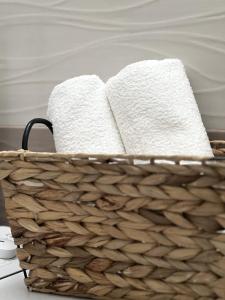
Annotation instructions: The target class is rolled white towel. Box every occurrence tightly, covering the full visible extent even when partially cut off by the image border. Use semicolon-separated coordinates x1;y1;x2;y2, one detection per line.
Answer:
106;59;213;157
47;75;125;153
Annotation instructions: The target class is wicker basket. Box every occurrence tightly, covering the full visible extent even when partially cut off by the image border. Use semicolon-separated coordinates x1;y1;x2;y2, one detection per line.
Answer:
1;120;225;299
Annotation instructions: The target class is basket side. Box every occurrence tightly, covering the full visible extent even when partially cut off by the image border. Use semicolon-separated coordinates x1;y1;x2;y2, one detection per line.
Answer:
1;150;225;299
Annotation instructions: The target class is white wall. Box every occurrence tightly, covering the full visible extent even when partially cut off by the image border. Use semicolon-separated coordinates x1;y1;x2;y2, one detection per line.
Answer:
0;0;225;129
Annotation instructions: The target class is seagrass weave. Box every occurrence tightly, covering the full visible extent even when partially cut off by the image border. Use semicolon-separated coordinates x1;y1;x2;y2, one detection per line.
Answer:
2;148;225;299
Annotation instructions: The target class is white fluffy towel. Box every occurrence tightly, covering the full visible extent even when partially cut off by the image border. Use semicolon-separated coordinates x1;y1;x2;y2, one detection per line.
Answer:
47;75;124;153
106;59;213;157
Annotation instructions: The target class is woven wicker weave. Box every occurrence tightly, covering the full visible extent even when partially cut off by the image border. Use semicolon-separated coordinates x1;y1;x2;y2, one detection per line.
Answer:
1;147;225;299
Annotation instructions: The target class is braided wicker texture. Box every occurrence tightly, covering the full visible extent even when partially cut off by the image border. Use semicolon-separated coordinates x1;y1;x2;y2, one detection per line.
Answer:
1;149;225;299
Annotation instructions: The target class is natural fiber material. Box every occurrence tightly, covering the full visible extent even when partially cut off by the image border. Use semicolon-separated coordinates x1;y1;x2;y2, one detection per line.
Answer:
1;147;225;299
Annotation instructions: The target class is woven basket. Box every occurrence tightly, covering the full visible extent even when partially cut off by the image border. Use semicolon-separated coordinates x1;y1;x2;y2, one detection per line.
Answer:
2;138;225;299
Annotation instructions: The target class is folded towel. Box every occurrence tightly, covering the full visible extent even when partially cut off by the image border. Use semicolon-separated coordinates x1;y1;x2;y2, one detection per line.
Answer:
47;75;125;153
106;59;213;157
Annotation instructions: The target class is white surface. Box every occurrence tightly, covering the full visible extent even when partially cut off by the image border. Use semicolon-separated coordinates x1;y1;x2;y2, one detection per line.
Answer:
0;258;20;279
0;272;87;300
48;75;124;153
106;59;213;156
0;0;225;130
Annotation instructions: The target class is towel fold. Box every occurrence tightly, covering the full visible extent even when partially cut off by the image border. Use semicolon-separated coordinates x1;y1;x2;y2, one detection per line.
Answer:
106;59;213;157
47;75;124;153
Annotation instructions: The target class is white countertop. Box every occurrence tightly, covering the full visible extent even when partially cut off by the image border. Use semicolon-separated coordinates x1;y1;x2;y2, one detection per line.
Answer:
0;258;20;279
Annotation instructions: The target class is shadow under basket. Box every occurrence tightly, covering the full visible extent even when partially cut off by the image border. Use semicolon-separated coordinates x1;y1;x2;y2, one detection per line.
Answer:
2;119;225;299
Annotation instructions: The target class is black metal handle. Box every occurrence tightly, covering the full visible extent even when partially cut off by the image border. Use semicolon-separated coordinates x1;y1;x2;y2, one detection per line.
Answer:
22;118;53;150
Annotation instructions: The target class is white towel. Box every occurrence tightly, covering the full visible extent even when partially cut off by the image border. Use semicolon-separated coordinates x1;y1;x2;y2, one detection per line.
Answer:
47;75;124;153
106;59;213;157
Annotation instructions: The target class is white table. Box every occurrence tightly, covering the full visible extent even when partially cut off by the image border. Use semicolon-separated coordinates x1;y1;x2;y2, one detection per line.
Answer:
0;257;20;279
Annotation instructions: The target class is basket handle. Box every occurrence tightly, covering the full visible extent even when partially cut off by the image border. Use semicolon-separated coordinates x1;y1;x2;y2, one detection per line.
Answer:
22;118;53;150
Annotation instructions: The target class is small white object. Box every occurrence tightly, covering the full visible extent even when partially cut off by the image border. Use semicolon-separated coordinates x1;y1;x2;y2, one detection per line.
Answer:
0;226;14;241
0;226;16;260
47;75;125;154
106;59;213;157
0;239;16;259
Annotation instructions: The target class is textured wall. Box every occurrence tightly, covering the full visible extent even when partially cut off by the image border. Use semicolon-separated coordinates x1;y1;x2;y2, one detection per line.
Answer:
0;0;225;129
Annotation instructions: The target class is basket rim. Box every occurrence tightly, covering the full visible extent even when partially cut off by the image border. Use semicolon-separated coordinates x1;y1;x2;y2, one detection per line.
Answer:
0;149;218;162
